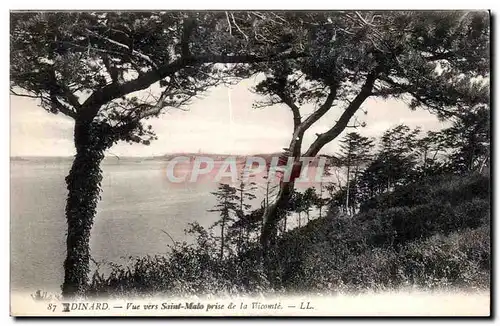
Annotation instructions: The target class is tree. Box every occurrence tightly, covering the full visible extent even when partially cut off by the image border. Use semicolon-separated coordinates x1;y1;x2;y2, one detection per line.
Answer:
10;11;490;291
355;124;422;206
10;11;306;297
413;130;449;179
378;124;421;189
442;106;490;174
252;11;489;259
301;187;318;223
208;183;239;260
313;154;340;219
290;190;304;228
230;172;257;256
338;132;374;215
260;166;280;212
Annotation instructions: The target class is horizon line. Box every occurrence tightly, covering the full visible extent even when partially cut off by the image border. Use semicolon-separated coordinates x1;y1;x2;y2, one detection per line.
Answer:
10;151;339;159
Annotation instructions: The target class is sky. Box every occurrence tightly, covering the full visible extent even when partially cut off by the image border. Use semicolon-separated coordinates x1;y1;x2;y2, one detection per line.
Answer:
10;77;450;157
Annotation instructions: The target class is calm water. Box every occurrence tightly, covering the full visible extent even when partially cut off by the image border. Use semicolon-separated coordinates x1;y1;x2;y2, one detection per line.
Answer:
10;158;221;293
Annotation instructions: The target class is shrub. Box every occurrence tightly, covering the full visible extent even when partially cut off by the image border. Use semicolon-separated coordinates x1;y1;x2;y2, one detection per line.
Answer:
398;225;490;289
85;173;490;297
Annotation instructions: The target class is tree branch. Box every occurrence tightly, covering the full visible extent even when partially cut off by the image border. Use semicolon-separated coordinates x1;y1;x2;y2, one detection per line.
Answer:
133;90;173;121
380;76;460;118
49;70;82;111
300;81;340;132
181;17;196;59
424;52;454;62
80;51;308;122
58;85;82;111
47;93;78;119
10;89;40;99
102;55;119;84
11;86;78;119
85;28;159;70
231;13;249;41
304;69;379;157
276;92;302;130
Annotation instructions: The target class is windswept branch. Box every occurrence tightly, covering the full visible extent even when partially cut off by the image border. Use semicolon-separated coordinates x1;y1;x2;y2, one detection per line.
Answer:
59;87;81;111
304;70;379;157
300;82;340;132
80;51;308;122
46;93;78;119
10;89;40;99
85;28;159;70
132;90;173;121
380;76;460;118
424;52;454;62
231;13;249;41
276;92;302;130
102;55;119;84
10;87;78;119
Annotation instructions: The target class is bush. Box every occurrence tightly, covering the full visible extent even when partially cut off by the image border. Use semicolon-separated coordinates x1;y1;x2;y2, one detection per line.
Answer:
398;225;490;289
87;231;271;298
284;225;490;294
85;173;490;297
273;173;490;293
359;173;489;212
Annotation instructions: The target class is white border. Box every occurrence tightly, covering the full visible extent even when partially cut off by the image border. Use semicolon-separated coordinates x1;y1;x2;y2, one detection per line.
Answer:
2;2;497;325
3;0;497;10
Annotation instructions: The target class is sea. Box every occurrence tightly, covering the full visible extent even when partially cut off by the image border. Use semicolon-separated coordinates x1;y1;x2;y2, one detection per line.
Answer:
10;157;223;293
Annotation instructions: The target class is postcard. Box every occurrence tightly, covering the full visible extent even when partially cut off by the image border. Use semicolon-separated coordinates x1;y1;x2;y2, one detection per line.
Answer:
10;10;491;317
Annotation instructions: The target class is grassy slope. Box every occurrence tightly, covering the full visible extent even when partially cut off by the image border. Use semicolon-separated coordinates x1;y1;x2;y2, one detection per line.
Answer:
85;173;490;297
275;173;490;293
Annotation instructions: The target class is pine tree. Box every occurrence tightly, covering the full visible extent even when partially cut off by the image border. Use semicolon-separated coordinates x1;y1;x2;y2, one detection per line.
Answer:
338;132;374;215
442;106;490;174
231;171;258;255
254;11;489;257
208;183;238;260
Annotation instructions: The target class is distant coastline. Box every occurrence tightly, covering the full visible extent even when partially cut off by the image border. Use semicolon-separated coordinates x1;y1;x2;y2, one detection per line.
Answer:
11;152;342;166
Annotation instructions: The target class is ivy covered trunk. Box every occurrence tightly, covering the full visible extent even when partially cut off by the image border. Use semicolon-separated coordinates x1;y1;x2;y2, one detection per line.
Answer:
62;120;112;297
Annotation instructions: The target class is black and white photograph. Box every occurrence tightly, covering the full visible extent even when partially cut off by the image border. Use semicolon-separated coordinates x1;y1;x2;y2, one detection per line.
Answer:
9;9;491;316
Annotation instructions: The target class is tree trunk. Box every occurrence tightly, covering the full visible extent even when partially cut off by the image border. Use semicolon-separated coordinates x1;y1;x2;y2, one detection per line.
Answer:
352;166;359;216
261;129;303;245
62;120;111;297
345;163;351;215
239;189;244;256
260;180;294;264
220;212;226;261
319;180;323;219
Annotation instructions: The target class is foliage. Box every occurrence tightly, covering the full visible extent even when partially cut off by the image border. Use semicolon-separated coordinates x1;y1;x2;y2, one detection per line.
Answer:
254;11;490;252
86;172;490;297
31;290;60;302
441;106;490;173
274;173;490;293
337;132;374;214
297;225;490;293
87;222;271;298
360;172;490;211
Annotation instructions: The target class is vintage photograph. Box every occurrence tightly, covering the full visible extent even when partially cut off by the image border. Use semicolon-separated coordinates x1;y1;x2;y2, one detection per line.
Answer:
10;10;491;316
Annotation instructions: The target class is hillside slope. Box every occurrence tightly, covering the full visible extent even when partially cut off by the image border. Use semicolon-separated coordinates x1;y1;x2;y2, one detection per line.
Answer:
274;173;490;293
